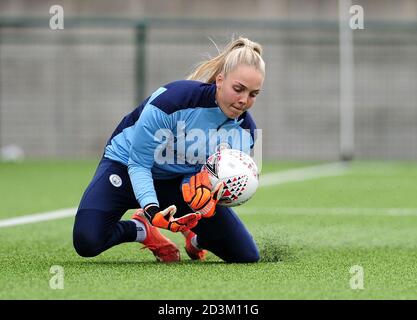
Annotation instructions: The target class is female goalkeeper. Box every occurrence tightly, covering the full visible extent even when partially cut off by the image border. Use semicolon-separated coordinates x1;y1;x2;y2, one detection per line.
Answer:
73;36;265;263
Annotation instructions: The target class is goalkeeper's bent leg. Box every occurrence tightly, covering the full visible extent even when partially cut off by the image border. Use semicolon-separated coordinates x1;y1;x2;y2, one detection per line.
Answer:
73;209;137;257
72;158;140;257
154;177;259;263
192;206;260;263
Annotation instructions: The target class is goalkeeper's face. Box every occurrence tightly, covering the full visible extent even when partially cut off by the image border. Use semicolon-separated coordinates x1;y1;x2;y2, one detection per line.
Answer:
215;64;264;119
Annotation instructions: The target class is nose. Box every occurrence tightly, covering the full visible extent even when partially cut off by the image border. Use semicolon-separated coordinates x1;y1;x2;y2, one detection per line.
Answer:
238;92;249;106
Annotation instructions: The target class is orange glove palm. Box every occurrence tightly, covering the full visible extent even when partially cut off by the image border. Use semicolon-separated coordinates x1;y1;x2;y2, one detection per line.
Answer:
145;205;201;232
182;171;224;218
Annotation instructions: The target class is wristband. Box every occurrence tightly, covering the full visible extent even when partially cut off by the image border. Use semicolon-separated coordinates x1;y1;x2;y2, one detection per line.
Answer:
144;204;160;222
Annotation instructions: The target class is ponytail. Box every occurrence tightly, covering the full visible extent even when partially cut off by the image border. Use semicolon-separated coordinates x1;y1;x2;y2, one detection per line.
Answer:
187;37;265;83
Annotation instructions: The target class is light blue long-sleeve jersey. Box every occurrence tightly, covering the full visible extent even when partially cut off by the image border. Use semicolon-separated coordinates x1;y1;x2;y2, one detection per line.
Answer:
104;80;257;209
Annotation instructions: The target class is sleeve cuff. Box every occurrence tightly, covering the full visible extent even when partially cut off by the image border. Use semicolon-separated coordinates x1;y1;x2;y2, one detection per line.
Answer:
139;196;159;210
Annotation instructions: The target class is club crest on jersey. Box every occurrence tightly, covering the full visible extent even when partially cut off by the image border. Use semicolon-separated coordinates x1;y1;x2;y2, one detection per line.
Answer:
109;174;122;187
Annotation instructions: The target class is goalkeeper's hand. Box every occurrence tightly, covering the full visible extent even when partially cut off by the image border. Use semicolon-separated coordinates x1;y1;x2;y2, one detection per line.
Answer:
144;204;201;232
182;170;224;218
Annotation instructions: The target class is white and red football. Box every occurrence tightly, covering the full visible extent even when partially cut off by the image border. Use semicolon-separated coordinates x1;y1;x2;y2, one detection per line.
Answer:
202;148;259;207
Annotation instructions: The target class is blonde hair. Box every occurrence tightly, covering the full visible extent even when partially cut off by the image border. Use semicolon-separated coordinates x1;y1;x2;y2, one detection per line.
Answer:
187;37;265;83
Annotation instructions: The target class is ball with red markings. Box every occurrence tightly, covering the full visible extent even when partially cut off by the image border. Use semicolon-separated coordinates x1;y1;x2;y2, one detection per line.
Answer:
202;148;259;207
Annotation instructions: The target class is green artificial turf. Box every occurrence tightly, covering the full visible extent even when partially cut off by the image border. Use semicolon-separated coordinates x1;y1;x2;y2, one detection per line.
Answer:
1;160;416;299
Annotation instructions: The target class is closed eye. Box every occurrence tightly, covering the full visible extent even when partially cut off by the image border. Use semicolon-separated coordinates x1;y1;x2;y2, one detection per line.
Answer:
234;83;260;97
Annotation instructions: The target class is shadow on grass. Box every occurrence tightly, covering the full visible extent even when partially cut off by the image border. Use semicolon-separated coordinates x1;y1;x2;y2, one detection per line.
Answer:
61;253;299;267
59;258;285;268
59;236;301;266
59;259;229;268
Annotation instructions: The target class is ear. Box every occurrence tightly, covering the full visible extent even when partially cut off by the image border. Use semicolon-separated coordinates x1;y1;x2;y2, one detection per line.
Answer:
215;73;224;89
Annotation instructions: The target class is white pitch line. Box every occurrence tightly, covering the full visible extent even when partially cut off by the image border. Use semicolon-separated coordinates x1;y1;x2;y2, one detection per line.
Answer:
259;162;349;187
0;208;76;228
236;207;417;216
0;162;349;228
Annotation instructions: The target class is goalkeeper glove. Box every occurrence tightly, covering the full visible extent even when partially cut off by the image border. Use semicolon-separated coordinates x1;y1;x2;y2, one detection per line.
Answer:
144;204;201;232
182;170;224;218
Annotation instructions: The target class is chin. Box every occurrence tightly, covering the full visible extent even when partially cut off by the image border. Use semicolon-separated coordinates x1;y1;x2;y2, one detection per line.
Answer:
227;111;240;119
228;107;244;118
